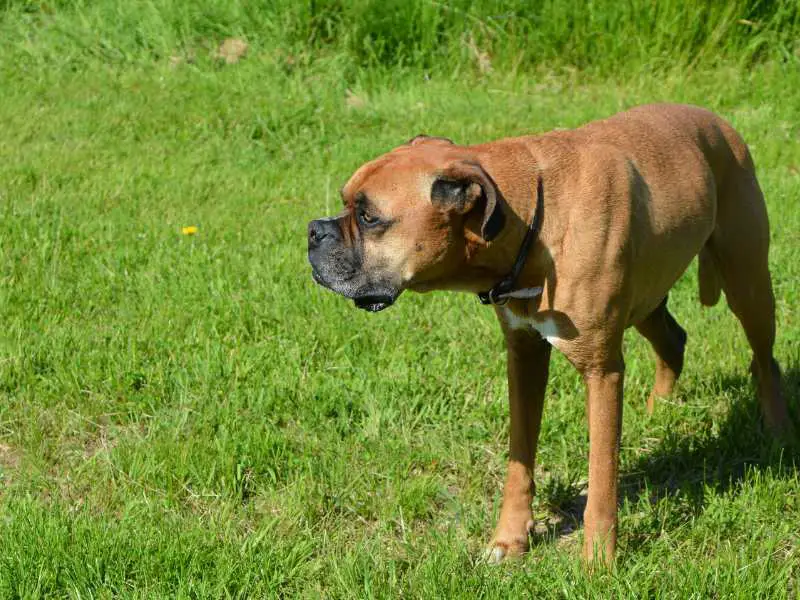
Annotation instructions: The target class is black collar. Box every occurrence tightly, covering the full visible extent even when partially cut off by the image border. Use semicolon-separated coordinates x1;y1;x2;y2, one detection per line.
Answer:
477;175;544;305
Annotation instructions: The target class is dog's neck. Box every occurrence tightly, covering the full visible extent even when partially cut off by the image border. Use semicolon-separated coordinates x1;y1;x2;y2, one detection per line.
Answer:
477;215;546;282
467;149;550;292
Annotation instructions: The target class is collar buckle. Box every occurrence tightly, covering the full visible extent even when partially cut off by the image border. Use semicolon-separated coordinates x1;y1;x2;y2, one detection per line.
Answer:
477;288;509;306
478;286;544;306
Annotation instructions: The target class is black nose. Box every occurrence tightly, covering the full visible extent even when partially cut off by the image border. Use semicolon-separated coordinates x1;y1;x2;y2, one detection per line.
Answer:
308;219;340;250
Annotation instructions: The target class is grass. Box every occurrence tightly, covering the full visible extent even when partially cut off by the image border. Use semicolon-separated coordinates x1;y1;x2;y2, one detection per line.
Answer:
1;2;800;598
2;0;799;74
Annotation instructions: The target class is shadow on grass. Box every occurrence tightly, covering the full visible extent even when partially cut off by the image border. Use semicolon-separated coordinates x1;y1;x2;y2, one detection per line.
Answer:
532;366;800;548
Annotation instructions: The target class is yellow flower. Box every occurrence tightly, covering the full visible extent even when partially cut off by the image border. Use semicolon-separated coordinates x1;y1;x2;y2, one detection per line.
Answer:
181;225;198;235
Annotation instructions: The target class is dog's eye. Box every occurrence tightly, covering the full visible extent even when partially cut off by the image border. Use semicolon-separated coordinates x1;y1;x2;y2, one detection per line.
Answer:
357;208;380;227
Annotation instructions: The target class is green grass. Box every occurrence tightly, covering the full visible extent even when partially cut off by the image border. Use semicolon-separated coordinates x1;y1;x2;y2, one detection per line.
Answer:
1;2;800;598
2;0;799;74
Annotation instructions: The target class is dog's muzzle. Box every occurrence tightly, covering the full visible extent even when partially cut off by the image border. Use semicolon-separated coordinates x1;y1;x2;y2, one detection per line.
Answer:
308;218;399;312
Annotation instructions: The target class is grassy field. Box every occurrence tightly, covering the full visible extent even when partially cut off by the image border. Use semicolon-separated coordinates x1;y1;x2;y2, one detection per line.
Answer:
1;2;800;597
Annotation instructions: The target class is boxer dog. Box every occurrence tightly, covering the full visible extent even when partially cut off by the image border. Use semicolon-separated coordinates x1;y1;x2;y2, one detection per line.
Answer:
307;104;792;564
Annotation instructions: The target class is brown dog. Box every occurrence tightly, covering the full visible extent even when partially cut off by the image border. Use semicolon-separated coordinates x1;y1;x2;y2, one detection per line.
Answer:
307;103;792;564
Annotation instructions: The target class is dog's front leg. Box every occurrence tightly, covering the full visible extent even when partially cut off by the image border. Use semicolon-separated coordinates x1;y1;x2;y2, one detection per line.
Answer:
582;366;623;566
487;321;551;562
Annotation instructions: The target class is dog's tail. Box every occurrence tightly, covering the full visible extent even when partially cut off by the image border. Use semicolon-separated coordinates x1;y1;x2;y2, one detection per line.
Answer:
698;244;722;307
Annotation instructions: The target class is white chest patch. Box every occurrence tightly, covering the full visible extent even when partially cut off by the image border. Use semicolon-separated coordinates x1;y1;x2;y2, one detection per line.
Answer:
501;307;565;348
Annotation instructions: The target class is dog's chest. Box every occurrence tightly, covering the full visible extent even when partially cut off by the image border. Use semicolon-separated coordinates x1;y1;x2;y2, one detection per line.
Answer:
501;307;565;348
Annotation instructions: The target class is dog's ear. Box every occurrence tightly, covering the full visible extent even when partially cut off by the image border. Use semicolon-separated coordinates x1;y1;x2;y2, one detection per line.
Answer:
406;134;454;146
431;161;505;242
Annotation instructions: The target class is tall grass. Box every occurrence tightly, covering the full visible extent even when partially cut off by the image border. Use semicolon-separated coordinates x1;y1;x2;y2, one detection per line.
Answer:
2;0;799;74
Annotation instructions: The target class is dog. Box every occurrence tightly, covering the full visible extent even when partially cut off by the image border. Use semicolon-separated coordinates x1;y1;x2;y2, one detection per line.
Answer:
307;103;792;564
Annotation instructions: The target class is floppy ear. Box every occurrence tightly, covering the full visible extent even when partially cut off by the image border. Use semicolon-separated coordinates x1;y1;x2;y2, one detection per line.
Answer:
430;161;505;242
406;134;454;146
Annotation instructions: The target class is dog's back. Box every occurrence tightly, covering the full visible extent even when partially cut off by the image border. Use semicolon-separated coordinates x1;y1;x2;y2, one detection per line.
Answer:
511;104;767;320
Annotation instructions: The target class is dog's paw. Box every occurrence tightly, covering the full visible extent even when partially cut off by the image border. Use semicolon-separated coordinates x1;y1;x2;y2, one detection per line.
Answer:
483;539;527;564
483;520;533;564
483;544;507;564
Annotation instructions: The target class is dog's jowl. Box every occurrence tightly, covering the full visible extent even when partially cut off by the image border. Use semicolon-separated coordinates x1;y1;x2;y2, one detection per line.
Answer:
307;104;792;565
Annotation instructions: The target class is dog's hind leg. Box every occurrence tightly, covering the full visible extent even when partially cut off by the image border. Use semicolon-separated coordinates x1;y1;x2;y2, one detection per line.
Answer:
708;162;792;437
635;296;688;414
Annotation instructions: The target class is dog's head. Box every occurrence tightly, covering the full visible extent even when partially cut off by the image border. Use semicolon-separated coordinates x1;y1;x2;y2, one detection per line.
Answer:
307;136;507;311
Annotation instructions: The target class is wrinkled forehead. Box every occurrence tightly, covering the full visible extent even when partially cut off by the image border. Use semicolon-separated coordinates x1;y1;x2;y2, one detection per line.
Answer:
341;145;462;209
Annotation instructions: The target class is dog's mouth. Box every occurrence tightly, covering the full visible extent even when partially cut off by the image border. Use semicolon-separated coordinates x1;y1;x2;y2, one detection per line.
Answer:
311;267;398;313
353;294;395;313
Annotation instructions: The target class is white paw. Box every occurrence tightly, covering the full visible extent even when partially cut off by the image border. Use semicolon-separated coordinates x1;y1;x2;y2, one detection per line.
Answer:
482;545;506;564
489;545;506;563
